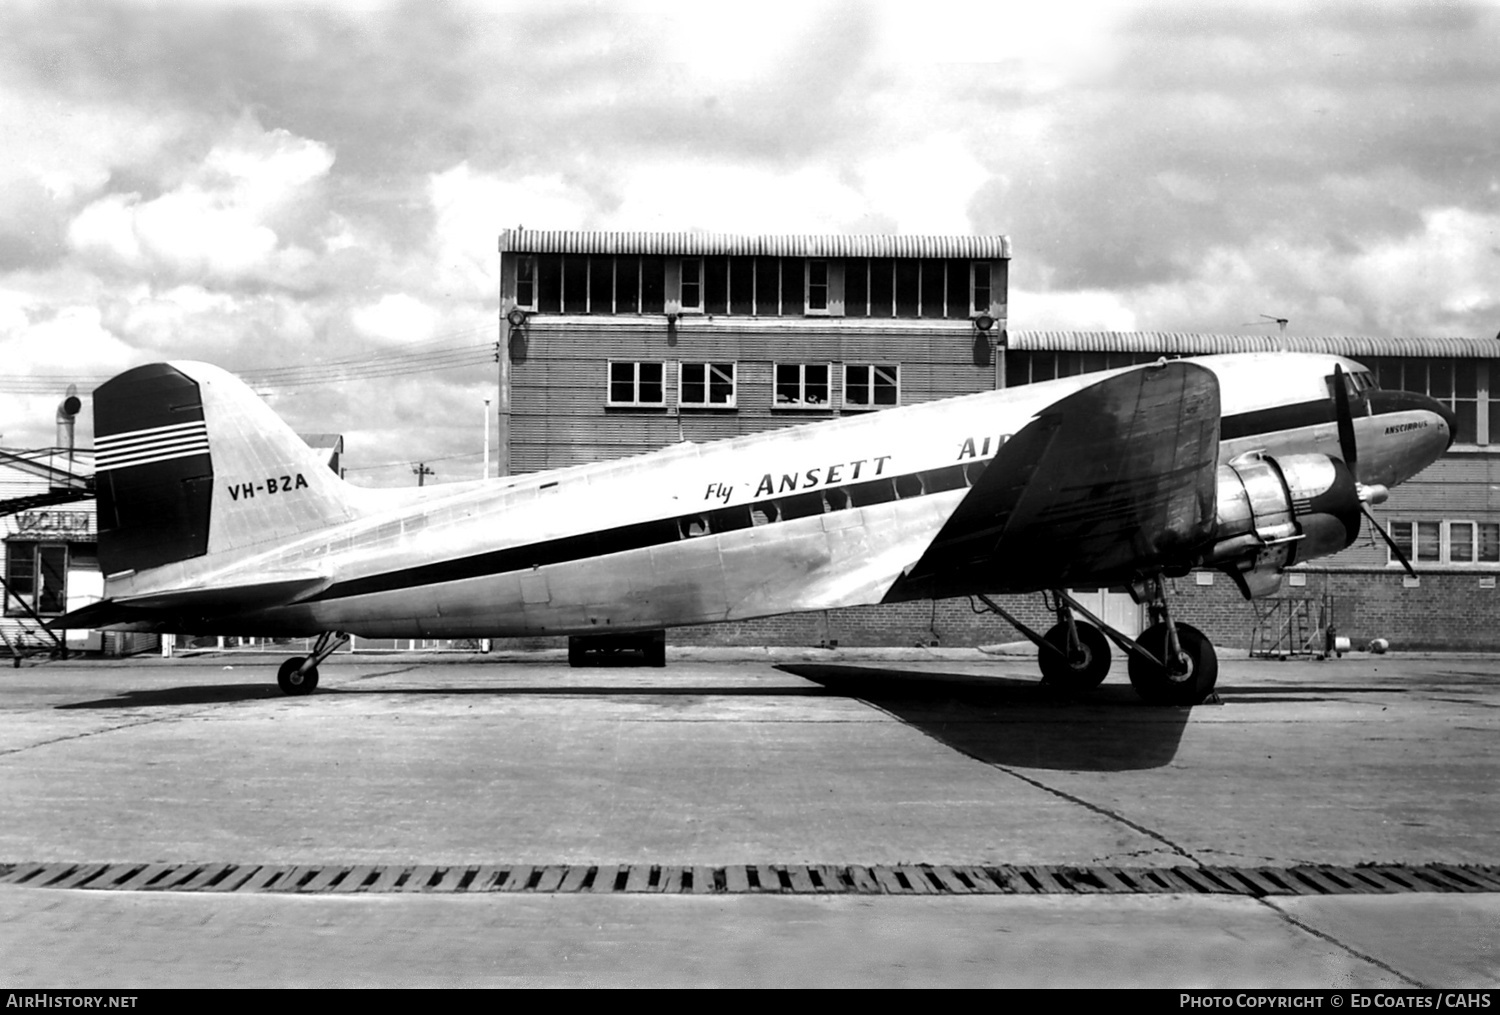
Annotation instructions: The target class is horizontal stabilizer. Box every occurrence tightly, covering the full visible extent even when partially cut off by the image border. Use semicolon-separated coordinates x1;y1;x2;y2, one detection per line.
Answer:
47;574;330;631
890;360;1221;598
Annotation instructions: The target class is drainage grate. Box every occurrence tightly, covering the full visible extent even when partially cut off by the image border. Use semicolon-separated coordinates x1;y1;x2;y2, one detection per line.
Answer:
3;861;1498;896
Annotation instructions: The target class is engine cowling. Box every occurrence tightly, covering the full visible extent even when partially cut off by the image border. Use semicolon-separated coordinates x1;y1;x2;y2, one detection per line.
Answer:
1199;452;1364;598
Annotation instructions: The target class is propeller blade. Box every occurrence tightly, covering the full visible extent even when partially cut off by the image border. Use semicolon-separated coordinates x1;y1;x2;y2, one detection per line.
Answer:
1333;363;1358;472
1363;505;1416;578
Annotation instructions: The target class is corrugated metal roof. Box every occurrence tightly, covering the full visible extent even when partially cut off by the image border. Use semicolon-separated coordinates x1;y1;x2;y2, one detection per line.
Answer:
1009;331;1500;358
500;230;1011;259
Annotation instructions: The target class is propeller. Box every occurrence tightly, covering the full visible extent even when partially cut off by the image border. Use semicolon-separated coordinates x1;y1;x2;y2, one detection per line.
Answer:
1333;363;1416;577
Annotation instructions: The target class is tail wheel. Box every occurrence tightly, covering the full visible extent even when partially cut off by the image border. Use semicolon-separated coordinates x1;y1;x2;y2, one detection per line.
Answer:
1127;622;1217;705
1039;620;1111;691
277;656;320;696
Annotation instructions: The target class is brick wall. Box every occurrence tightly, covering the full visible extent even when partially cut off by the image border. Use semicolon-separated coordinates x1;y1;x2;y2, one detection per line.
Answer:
649;570;1499;654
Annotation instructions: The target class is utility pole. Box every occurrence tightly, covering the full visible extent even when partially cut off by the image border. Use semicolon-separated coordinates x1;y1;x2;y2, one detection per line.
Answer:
483;397;491;480
413;462;434;487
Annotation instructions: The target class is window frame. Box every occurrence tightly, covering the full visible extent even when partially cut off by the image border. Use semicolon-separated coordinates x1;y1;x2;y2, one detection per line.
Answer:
678;361;738;409
679;257;704;314
773;362;833;410
1388;518;1500;567
971;261;992;317
605;360;667;408
2;540;70;618
513;255;537;312
805;259;830;316
843;363;901;411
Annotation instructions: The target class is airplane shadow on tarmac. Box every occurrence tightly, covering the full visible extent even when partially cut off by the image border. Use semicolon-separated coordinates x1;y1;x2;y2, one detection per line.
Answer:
52;681;838;710
51;666;1410;772
776;664;1194;772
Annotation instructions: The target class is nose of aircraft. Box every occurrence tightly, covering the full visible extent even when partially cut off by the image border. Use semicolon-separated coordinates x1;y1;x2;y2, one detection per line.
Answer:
1362;388;1455;484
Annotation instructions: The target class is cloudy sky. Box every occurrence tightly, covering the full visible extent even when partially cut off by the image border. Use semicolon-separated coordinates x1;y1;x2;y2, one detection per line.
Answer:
2;0;1497;485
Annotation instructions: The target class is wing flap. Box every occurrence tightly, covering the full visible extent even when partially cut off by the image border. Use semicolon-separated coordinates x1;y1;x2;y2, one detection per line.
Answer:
891;360;1221;597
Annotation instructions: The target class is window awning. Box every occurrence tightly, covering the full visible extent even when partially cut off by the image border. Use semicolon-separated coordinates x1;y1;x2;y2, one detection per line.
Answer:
501;230;1012;260
1008;332;1500;358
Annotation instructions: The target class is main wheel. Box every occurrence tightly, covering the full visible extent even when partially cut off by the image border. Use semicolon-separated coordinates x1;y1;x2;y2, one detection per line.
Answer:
1038;620;1111;691
1127;622;1217;705
277;656;319;696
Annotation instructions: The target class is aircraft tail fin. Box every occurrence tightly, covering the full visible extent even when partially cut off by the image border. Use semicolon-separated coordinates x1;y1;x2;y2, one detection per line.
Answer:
93;362;361;576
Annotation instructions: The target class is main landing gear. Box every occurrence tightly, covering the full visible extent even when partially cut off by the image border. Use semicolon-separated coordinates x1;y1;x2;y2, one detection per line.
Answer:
977;577;1219;705
277;631;350;696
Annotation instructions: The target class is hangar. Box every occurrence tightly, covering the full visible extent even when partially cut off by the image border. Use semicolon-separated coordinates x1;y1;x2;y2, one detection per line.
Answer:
497;229;1500;653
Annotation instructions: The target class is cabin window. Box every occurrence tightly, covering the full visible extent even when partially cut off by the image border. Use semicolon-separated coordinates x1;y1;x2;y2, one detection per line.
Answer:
607;361;666;407
679;362;736;408
774;363;831;409
844;363;900;409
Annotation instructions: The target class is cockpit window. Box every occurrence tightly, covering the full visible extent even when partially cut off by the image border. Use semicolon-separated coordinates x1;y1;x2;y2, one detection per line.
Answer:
1326;369;1377;400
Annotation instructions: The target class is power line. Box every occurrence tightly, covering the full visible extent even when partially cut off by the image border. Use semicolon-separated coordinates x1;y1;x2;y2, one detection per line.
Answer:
0;330;499;394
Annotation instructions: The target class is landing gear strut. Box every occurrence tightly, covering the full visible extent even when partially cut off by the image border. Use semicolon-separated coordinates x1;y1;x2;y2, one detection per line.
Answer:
975;578;1220;705
1037;596;1111;692
277;631;349;696
1126;577;1218;705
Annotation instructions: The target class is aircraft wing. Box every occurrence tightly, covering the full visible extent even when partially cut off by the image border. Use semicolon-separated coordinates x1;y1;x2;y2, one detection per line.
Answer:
46;574;331;631
889;360;1221;598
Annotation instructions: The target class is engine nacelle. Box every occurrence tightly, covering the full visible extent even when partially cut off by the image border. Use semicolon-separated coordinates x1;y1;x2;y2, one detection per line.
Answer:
1199;452;1363;598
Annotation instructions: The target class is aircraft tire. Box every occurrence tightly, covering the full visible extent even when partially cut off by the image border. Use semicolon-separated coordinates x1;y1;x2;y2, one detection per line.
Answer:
1038;621;1110;690
277;656;320;696
1127;622;1217;705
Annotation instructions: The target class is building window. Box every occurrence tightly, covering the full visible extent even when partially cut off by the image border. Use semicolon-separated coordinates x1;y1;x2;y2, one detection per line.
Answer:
774;363;831;409
679;362;736;408
1388;520;1500;566
514;255;537;311
971;262;992;316
607;361;666;407
3;541;68;617
806;259;829;314
680;258;704;313
1368;357;1489;445
587;257;613;313
1003;350;1164;386
844;363;900;409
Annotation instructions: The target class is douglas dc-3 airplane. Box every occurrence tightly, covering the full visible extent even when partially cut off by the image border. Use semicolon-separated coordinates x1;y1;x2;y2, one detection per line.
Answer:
53;352;1452;705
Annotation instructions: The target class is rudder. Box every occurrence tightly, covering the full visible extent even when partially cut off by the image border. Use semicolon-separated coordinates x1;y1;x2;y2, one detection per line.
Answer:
94;361;359;576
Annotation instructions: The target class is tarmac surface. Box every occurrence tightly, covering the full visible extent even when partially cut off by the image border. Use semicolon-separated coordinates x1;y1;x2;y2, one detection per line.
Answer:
1;646;1497;987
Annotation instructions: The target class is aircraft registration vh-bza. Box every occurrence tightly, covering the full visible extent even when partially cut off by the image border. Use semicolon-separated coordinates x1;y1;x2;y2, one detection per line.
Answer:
53;352;1452;705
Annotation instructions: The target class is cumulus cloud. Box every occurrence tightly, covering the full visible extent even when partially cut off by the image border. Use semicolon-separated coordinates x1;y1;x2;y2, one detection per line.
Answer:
1;0;1498;474
67;118;335;289
350;293;442;346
